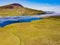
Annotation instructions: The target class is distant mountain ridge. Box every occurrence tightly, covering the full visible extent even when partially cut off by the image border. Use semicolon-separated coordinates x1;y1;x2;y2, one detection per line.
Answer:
0;3;44;16
10;3;23;7
44;11;55;14
0;3;23;9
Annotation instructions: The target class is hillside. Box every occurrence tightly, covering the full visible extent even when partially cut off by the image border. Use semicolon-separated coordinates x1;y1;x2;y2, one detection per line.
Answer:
0;16;60;45
0;3;44;16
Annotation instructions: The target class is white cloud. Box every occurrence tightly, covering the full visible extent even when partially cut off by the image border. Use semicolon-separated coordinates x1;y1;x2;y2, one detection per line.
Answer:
22;3;60;13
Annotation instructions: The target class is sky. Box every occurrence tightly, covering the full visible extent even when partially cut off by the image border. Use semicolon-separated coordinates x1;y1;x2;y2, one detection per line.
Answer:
0;0;60;13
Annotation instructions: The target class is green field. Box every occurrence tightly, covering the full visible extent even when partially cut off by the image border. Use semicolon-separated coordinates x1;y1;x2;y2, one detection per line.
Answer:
0;16;60;45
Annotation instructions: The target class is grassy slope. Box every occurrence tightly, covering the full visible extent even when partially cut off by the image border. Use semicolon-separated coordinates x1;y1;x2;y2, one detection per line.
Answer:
0;16;60;45
0;4;44;16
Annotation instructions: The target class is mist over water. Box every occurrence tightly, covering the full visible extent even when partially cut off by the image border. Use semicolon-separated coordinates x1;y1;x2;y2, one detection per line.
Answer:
0;13;60;27
30;12;60;18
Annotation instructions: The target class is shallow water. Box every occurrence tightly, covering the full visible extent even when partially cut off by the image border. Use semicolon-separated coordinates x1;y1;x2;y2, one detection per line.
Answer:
0;16;42;27
0;13;60;27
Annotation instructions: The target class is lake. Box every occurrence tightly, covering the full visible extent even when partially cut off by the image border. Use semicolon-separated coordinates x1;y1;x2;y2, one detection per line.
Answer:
0;13;60;27
0;16;42;27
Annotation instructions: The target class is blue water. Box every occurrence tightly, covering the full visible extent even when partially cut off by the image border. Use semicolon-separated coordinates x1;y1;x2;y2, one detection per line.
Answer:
0;16;42;27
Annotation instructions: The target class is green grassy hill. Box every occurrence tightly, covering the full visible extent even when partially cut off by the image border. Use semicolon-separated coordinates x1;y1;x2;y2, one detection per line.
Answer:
0;3;44;16
0;16;60;45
